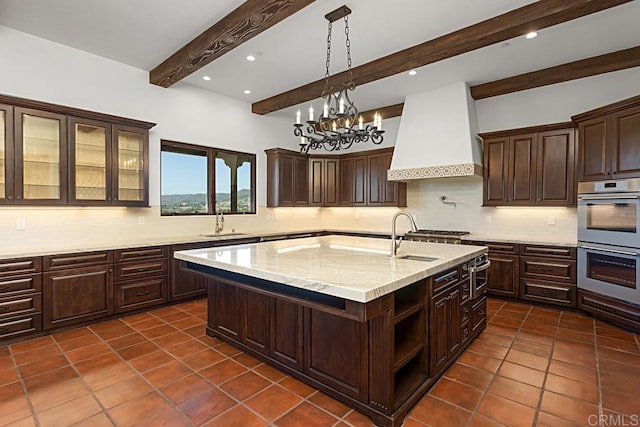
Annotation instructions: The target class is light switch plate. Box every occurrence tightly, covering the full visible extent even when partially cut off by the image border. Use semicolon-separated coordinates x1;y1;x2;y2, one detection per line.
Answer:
16;218;26;230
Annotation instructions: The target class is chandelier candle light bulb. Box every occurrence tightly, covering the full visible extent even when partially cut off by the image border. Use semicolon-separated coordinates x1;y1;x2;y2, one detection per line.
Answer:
293;5;384;153
296;110;301;124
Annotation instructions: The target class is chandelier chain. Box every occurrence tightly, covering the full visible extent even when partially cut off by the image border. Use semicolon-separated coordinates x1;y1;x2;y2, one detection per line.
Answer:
344;15;353;81
325;21;332;80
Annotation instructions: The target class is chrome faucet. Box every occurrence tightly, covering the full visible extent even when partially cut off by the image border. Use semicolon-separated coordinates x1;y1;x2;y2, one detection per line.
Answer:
215;209;224;234
391;211;418;256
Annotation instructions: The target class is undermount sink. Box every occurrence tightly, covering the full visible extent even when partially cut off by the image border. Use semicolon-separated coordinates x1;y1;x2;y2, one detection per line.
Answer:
200;232;247;237
395;254;439;262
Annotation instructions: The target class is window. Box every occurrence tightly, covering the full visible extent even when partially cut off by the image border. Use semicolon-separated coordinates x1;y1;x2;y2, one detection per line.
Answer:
161;140;256;215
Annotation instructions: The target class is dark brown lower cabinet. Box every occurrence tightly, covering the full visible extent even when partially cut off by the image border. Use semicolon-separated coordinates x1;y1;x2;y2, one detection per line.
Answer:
43;264;113;329
304;307;368;402
429;281;461;375
0;256;43;340
170;242;213;301
270;299;302;369
198;261;484;427
115;277;166;313
486;253;519;297
578;289;640;333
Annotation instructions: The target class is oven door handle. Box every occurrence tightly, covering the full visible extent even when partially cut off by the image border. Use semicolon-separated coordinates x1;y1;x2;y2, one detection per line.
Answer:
471;261;491;273
578;194;640;200
578;244;639;257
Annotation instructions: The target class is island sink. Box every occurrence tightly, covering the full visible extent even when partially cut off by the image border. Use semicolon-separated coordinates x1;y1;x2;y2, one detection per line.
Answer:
175;236;488;427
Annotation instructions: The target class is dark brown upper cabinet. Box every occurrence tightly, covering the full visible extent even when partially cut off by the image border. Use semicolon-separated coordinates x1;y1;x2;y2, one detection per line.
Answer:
265;148;309;207
573;95;640;182
266;147;406;208
481;123;576;207
309;157;340;207
0;94;155;207
0;104;14;204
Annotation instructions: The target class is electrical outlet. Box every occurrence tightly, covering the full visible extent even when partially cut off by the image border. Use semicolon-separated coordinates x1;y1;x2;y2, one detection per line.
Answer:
485;215;492;224
16;218;26;230
138;216;145;225
547;216;556;226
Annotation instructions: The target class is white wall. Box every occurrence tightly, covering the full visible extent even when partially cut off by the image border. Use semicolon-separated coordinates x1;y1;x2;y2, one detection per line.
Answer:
475;67;640;132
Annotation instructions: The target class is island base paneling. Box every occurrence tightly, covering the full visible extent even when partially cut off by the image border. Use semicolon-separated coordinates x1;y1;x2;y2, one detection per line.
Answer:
190;262;485;427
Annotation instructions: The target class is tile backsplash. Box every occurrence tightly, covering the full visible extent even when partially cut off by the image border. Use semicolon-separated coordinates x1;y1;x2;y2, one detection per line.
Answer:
0;177;576;254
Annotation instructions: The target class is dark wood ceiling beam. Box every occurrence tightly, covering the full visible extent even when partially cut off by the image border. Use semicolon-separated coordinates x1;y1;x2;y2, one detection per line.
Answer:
358;103;404;123
471;46;640;100
252;0;632;115
150;0;315;88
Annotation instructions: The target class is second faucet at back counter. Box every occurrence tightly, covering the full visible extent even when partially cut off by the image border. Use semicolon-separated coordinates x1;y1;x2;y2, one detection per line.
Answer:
215;209;224;234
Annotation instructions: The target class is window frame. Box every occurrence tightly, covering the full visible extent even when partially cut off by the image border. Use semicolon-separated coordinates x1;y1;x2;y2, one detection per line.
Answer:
160;139;256;216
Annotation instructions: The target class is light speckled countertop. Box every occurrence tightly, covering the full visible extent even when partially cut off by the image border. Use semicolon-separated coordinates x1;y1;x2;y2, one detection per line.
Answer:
0;229;576;260
174;235;486;303
462;234;577;247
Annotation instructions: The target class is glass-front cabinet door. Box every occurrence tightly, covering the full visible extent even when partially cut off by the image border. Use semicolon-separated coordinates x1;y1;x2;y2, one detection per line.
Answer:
114;125;148;206
0;104;14;204
14;108;67;204
69;117;112;204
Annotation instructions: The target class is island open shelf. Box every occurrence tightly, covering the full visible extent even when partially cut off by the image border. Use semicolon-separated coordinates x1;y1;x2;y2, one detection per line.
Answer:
176;236;487;427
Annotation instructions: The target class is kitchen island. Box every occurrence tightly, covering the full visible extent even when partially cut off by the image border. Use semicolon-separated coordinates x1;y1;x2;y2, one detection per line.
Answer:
175;235;488;427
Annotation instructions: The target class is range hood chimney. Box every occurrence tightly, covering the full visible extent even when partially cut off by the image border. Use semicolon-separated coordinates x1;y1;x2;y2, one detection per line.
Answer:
388;82;483;181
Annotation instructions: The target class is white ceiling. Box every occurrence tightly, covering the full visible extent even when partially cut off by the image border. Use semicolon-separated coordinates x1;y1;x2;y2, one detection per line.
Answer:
1;0;639;120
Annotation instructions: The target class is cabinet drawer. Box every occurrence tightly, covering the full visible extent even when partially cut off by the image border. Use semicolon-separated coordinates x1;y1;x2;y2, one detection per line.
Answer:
116;277;166;313
578;290;640;332
520;245;576;259
44;251;113;270
115;259;168;282
0;294;42;319
461;302;470;323
0;313;42;340
471;241;519;254
0;257;42;276
0;274;42;296
115;246;167;263
471;297;486;335
520;279;576;307
520;257;576;282
431;268;459;295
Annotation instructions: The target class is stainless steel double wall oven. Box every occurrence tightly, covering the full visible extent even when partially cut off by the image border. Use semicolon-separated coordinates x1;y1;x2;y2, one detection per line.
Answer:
577;178;640;304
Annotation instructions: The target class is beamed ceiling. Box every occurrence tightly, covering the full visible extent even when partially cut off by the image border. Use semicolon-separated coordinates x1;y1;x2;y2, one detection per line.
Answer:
0;0;638;121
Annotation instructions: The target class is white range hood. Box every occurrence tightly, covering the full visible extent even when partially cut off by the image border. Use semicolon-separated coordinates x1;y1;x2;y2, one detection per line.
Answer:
388;82;483;181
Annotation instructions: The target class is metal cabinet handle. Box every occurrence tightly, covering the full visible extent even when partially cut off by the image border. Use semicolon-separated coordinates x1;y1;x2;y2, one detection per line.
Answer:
0;306;9;312
136;291;151;296
0;286;9;291
578;244;639;257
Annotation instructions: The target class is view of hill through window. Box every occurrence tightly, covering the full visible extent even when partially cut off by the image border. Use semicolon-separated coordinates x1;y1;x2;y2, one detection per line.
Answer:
161;146;253;215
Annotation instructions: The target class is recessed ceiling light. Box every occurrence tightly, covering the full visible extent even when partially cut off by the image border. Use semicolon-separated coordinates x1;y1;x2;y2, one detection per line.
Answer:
243;89;251;95
202;75;211;81
525;31;538;39
408;70;417;76
246;55;256;61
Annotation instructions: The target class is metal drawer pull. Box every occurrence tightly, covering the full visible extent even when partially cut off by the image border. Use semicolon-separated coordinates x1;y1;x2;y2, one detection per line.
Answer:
0;306;9;312
578;244;639;257
136;291;151;296
0;327;9;332
578;194;640;200
0;286;10;291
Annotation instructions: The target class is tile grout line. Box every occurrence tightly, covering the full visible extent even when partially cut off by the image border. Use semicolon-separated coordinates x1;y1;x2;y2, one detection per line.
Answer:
594;315;604;427
463;302;533;427
8;339;42;427
530;303;562;427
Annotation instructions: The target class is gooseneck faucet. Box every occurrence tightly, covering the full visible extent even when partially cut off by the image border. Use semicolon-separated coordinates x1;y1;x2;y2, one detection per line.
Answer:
391;211;418;256
215;209;224;234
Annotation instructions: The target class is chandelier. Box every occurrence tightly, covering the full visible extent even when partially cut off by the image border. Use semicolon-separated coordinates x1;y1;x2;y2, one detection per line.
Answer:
294;5;384;154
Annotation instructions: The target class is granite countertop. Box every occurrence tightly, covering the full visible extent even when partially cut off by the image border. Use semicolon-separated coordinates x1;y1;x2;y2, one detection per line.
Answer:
0;228;576;260
174;235;486;303
462;234;577;247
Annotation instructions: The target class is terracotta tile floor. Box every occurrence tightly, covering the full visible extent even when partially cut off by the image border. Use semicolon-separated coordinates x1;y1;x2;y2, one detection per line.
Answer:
1;298;639;426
